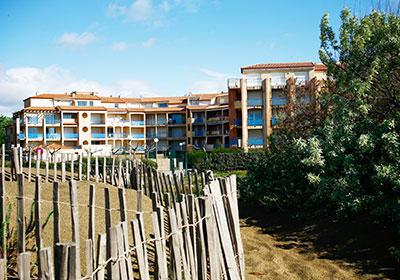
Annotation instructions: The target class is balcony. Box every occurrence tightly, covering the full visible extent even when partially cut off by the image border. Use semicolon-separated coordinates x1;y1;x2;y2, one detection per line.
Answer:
272;116;278;126
208;130;222;136
146;119;156;125
272;97;288;106
168;118;185;125
246;79;262;89
27;117;39;125
193;130;206;137
45;117;60;125
91;121;105;125
108;133;129;139
157;119;167;125
193;117;205;124
248;119;263;126
234;119;242;126
228;78;240;89
19;133;25;139
248;98;263;107
131;133;145;139
46;133;61;140
249;138;264;146
168;132;185;138
131;120;145;126
64;133;78;139
91;133;106;139
28;133;43;140
271;78;287;87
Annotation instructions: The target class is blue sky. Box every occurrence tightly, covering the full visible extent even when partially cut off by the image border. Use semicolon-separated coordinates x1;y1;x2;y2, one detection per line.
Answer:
0;0;377;114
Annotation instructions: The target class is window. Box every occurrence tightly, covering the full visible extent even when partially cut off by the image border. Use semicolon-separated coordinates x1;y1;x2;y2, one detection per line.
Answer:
144;103;153;108
89;101;94;106
115;103;119;108
190;99;199;105
77;101;87;106
158;103;168;108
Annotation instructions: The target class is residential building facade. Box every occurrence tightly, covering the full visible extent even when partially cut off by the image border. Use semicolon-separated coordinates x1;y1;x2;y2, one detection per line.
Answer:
228;62;327;151
7;61;327;154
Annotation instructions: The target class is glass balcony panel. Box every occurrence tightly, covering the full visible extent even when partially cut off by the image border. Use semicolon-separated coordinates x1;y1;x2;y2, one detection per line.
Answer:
64;133;78;139
248;138;264;145
248;119;263;126
131;120;145;126
46;133;61;139
91;133;106;139
45;117;60;124
131;133;145;138
28;133;43;139
27;116;39;124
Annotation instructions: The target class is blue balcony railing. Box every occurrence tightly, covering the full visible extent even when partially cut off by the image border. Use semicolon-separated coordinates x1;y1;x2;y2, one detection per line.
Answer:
169;132;185;138
157;119;167;125
248;119;263;126
28;133;43;139
146;120;156;125
19;133;25;139
131;133;145;138
131;120;145;126
168;115;185;124
249;138;264;146
45;117;60;124
91;133;106;139
108;133;129;138
272;97;288;106
64;133;78;139
27;117;39;125
272;116;278;126
194;130;205;137
234;119;242;126
46;133;61;139
193;118;204;124
248;98;263;106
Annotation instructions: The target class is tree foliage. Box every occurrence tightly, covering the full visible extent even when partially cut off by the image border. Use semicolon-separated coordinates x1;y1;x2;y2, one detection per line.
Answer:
0;115;12;145
242;8;400;260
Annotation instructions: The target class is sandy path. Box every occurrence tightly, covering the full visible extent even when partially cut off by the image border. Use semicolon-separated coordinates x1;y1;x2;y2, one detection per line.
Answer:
241;220;376;280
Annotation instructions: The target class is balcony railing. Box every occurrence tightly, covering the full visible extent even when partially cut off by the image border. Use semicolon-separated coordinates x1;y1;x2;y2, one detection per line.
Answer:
108;133;129;138
64;133;78;139
131;133;145;139
168;118;185;125
45;117;60;124
271;78;287;87
46;133;61;139
27;118;39;125
91;121;106;125
193;118;204;124
28;133;43;139
272;97;288;106
168;132;185;138
227;78;240;89
208;130;221;136
146;120;156;125
157;119;167;125
91;133;106;139
249;138;264;146
248;98;263;106
193;130;206;137
246;79;262;88
248;119;263;126
233;119;242;126
272;116;278;126
19;133;25;139
131;120;145;126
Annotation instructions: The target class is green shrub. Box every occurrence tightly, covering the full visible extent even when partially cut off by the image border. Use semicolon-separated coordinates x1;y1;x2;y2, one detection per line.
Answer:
141;158;158;169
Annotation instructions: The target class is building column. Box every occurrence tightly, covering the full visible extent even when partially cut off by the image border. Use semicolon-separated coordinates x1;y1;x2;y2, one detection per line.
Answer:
262;77;272;148
16;117;20;146
240;78;248;152
228;89;237;146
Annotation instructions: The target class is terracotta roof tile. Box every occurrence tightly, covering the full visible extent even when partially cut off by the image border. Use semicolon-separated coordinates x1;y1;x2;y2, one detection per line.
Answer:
314;63;328;72
57;106;106;111
28;92;100;100
23;107;57;112
241;62;316;72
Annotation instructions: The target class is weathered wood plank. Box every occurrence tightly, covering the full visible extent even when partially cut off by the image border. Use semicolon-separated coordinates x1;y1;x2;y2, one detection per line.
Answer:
39;247;54;280
17;252;31;280
69;180;81;277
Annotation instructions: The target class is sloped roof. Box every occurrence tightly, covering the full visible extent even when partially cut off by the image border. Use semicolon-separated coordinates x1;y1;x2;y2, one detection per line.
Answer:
241;62;324;73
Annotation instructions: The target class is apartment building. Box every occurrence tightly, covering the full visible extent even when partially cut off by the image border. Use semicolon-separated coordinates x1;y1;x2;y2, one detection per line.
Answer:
10;91;229;155
228;62;327;151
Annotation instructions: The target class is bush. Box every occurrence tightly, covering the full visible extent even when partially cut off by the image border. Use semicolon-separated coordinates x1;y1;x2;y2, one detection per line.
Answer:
141;158;158;170
187;149;265;172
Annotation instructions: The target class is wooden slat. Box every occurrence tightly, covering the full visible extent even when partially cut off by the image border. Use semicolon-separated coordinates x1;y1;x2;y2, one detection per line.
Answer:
152;211;168;279
69;181;81;277
78;154;83;181
53;181;60;247
120;221;134;280
0;147;6;260
85;239;94;279
17;252;31;280
27;148;32;182
86;152;91;181
53;157;57;182
204;197;220;279
54;243;69;280
180;198;196;279
136;212;149;276
195;198;207;280
0;258;6;280
17;173;25;253
116;224;127;279
39;247;54;280
109;226;120;279
88;184;95;241
111;157;115;186
131;219;150;280
175;203;190;279
103;157;106;184
167;208;182;280
96;233;106;280
95;156;99;183
61;155;66;183
68;243;79;279
34;176;43;275
70;159;75;181
104;187;112;277
45;156;49;183
194;170;200;195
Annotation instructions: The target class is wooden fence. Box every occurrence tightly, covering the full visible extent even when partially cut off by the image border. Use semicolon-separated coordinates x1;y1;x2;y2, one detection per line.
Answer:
0;144;245;279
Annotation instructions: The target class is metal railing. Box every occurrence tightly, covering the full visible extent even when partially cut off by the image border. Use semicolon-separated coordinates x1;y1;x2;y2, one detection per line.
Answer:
248;119;263;126
249;138;264;146
27;133;43;139
45;118;60;124
64;133;78;139
131;133;145;139
91;133;106;139
46;133;61;139
131;120;145;126
227;78;240;88
246;78;262;88
248;98;263;106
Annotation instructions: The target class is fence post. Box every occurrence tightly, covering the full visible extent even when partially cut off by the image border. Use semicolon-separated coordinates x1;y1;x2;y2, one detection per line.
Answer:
39;247;54;280
35;150;41;178
53;181;60;248
95;156;99;183
70;159;75;181
131;219;150;280
111;157;115;186
54;243;69;280
69;181;81;277
28;148;32;182
103;157;106;184
104;187;112;277
86;152;91;181
17;252;31;280
53;156;57;182
45;156;49;183
78;153;82;181
1;144;4;186
0;145;6;262
35;176;43;276
61;154;66;183
96;233;106;280
17;172;25;253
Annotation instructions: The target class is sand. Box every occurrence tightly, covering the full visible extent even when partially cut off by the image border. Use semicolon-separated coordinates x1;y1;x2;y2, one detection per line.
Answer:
241;220;382;280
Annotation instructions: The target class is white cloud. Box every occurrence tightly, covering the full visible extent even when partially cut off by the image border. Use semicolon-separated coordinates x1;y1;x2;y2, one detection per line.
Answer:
142;37;157;48
0;65;158;115
108;0;153;22
189;68;230;93
112;41;129;51
107;0;207;25
57;32;97;47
